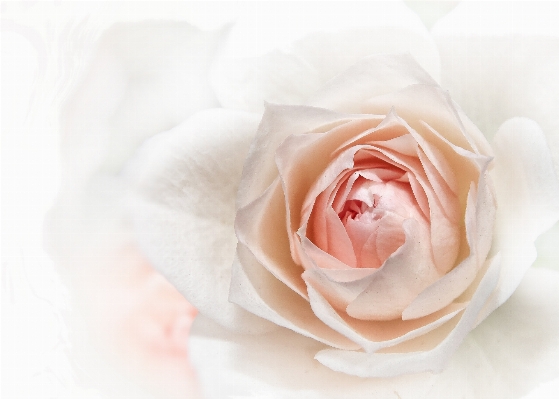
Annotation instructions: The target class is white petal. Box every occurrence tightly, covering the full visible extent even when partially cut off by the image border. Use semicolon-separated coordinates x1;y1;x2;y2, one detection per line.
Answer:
127;108;273;333
480;118;559;323
520;379;559;399
236;103;362;210
432;2;559;176
307;54;438;113
62;21;223;183
211;2;440;112
189;267;559;398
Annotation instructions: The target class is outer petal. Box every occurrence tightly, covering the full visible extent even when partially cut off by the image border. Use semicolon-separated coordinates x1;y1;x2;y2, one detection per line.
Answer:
189;267;559;398
211;2;440;112
127;108;274;333
61;21;223;184
315;254;501;377
432;2;559;175
479;118;559;322
307;54;438;113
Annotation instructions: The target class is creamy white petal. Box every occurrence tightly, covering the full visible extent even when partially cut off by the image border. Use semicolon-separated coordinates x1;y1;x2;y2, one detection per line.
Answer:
307;54;438;113
211;2;439;112
432;1;559;176
479;118;559;323
127;108;274;333
62;22;223;184
189;267;559;398
236;103;367;209
230;243;357;350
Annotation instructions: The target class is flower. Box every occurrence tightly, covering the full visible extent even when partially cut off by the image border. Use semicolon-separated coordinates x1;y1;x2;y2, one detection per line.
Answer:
36;1;559;398
231;53;499;377
129;2;559;387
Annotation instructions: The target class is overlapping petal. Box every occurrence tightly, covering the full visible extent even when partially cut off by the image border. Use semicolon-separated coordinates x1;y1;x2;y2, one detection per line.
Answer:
127;108;276;334
211;2;440;112
190;267;559;398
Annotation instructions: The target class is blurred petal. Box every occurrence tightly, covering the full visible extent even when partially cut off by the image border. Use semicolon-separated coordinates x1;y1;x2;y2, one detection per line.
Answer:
307;54;438;113
480;118;559;322
189;267;559;398
432;2;559;176
211;1;440;112
127;108;274;333
62;21;222;184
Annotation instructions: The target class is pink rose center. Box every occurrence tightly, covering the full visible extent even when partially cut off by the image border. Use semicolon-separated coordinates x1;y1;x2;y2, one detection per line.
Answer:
309;157;428;270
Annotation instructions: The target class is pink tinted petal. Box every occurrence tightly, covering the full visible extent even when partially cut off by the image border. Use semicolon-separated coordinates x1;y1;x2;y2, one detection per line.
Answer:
330;170;362;214
373;132;418;157
417;148;458;223
409;126;459;195
302;269;369;311
335;109;410;150
326;207;357;267
317;267;379;283
346;219;440;320
407;172;430;219
360;229;383;269
358;167;405;183
364;84;482;155
237;104;361;209
230;242;359;350
276;118;382;263
358;144;460;274
300;236;353;271
316;255;502;378
236;178;308;298
307;283;467;354
345;217;380;267
374;212;407;266
402;183;481;319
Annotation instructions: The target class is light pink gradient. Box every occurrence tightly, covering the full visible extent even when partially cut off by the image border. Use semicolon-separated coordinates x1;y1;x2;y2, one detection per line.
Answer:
72;245;201;399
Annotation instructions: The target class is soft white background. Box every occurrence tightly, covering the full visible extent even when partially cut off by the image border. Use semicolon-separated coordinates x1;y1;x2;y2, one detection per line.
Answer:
2;2;559;398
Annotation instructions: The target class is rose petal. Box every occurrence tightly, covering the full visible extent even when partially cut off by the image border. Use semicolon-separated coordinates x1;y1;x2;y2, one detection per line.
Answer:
127;108;274;333
364;84;492;157
236;104;374;209
432;2;559;176
236;178;308;298
346;219;440;321
189;267;559;398
316;254;501;377
211;2;439;112
403;174;495;320
230;243;358;350
307;54;439;113
306;282;466;354
62;21;222;182
477;117;559;323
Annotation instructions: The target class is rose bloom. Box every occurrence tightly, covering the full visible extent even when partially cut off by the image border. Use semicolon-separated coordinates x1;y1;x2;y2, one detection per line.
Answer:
128;2;559;397
39;1;559;399
231;53;500;377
